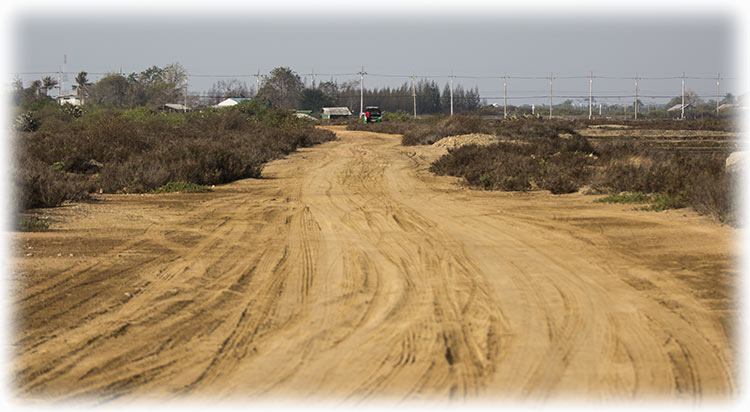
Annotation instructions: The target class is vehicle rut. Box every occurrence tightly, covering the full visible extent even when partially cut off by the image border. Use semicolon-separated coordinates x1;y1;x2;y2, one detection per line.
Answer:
12;126;736;402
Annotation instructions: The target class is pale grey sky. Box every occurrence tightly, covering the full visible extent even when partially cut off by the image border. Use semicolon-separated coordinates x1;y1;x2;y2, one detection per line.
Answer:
11;10;741;105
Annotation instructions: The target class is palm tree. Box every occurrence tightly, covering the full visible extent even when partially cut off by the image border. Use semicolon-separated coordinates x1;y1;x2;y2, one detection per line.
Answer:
29;80;42;97
74;71;92;103
41;76;58;97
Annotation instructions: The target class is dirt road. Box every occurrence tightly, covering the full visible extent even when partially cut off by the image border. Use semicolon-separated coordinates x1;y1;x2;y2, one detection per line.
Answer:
12;126;736;402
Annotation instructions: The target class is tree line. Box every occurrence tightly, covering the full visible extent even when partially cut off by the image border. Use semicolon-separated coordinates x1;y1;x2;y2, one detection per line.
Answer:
12;63;189;109
12;65;482;115
246;67;482;115
16;64;735;118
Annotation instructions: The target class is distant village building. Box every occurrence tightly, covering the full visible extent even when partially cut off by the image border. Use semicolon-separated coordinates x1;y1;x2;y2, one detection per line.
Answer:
57;94;81;106
667;103;694;112
214;97;253;108
321;107;351;120
159;103;191;113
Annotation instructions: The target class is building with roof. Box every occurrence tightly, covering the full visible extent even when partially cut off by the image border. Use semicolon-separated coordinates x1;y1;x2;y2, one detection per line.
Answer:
667;103;694;112
214;97;253;108
56;94;81;106
321;107;351;119
159;103;191;112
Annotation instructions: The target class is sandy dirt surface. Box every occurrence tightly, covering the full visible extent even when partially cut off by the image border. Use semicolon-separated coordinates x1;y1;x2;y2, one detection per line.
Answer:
432;133;499;150
11;126;737;403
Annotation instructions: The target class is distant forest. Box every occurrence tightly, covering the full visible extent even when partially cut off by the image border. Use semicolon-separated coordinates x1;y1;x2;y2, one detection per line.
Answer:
321;79;482;114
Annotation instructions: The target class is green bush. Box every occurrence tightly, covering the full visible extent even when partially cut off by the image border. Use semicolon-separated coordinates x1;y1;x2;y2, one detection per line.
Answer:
642;193;687;211
51;161;66;173
19;216;50;232
234;99;269;118
594;192;650;204
153;181;210;193
382;110;413;122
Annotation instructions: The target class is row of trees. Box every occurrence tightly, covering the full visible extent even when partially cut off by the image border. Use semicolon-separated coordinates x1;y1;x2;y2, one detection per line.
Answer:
206;79;255;104
12;64;481;115
323;80;482;115
12;63;189;109
250;67;482;115
12;75;61;107
86;63;188;108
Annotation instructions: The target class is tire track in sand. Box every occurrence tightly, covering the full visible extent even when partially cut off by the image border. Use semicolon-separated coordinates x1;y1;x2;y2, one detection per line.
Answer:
13;126;735;402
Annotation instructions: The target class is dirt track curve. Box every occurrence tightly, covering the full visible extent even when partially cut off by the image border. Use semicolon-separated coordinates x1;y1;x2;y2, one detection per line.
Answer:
12;126;736;403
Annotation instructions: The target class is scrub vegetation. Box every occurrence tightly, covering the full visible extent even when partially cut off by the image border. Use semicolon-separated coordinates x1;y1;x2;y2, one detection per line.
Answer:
13;99;335;211
355;114;737;224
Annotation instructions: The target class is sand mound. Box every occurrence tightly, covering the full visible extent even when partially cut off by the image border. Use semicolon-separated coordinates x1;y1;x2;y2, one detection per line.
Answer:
432;133;499;150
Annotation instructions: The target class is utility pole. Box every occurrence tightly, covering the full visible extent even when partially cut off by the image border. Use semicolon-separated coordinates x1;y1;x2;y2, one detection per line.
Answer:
58;54;67;99
503;75;508;119
716;73;720;117
254;69;261;96
599;103;602;116
681;72;686;120
311;68;316;89
57;66;62;99
548;72;553;119
184;78;188;113
588;72;593;120
358;66;367;118
634;73;639;120
412;75;417;119
450;73;454;116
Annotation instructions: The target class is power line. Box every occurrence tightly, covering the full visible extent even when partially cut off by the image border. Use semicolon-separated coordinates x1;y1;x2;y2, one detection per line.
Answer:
13;67;740;109
9;71;738;81
189;74;255;78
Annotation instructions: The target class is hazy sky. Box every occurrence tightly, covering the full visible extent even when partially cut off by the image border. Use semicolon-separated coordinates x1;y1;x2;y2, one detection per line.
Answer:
10;7;742;106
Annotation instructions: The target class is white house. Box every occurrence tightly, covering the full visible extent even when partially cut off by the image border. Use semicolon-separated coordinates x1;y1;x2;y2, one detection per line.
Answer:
214;97;253;108
57;94;81;106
